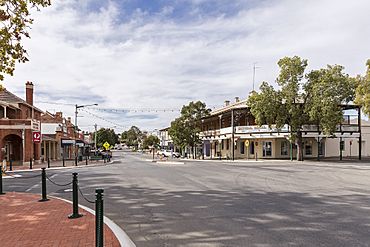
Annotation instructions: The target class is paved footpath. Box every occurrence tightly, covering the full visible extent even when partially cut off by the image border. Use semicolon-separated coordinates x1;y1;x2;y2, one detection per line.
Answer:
0;192;120;247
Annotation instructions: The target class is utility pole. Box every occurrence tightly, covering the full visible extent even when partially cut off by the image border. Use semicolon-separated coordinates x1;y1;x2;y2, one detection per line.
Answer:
75;104;78;164
75;104;98;163
94;123;98;154
252;62;260;91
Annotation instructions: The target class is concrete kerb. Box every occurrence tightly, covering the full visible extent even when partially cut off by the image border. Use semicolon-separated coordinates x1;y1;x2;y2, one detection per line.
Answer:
144;159;185;165
50;195;136;247
4;159;115;174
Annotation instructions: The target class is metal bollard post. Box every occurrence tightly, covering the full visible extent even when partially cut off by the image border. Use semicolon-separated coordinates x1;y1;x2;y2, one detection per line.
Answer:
103;156;106;163
75;157;78;166
68;172;82;219
47;158;50;168
9;159;13;171
30;158;33;169
95;188;104;247
63;157;65;167
39;168;49;201
0;166;5;195
86;156;88;166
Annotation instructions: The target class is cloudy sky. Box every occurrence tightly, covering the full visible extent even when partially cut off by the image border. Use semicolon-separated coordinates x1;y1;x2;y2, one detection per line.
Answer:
3;0;370;132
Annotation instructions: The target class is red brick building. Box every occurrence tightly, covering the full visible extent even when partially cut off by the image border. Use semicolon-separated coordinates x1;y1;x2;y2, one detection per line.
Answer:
41;112;79;160
0;82;42;165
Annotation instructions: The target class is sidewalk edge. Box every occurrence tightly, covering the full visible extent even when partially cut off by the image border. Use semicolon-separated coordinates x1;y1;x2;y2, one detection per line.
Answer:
50;195;136;247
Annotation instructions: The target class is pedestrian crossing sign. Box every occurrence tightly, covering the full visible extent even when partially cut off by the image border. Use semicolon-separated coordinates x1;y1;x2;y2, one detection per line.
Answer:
103;142;110;150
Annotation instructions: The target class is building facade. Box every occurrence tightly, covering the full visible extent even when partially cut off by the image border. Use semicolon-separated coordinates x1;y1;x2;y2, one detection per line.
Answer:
0;82;42;165
200;98;364;160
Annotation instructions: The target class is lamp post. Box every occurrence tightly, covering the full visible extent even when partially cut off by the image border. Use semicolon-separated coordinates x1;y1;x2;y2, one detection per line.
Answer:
75;104;98;163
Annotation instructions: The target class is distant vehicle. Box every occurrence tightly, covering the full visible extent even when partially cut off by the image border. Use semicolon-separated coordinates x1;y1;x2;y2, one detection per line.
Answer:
157;150;180;158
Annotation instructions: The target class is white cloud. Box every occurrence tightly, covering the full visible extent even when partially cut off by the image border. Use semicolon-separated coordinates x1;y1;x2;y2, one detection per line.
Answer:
3;0;370;132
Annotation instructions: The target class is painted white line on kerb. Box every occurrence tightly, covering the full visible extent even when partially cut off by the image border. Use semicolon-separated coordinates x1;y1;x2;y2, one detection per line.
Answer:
50;196;136;247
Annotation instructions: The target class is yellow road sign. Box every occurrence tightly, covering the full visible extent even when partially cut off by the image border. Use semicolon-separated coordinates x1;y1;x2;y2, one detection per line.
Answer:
103;141;110;150
245;140;250;147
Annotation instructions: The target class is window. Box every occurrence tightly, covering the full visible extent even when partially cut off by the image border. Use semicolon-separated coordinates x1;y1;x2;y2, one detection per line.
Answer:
226;139;229;150
240;141;245;154
221;140;224;150
319;141;325;156
340;140;345;151
263;141;272;157
250;141;255;155
305;144;312;155
281;141;288;156
0;107;4;118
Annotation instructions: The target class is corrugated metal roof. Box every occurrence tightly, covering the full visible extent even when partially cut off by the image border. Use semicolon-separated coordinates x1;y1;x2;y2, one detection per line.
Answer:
41;123;60;134
210;98;248;116
0;88;43;112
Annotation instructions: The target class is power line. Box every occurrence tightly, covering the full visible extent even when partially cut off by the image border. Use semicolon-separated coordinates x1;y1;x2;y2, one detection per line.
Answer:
35;101;222;112
80;108;127;129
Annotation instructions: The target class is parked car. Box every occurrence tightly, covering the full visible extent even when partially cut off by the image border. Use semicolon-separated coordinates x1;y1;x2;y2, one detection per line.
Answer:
157;150;180;158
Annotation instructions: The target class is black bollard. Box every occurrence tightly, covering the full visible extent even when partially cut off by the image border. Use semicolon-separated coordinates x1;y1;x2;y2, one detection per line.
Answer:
0;166;5;195
9;159;13;171
68;172;82;219
75;157;78;166
62;157;65;167
39;168;49;201
47;158;50;168
30;158;33;169
95;188;104;247
86;156;88;166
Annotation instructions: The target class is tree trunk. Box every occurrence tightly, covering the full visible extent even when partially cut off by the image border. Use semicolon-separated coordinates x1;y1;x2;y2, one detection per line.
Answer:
296;131;303;161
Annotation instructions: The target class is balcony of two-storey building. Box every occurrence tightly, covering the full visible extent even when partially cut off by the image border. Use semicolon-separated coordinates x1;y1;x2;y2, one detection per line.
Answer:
200;118;360;138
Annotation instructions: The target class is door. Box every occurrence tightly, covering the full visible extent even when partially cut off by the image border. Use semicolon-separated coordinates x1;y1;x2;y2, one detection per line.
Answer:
263;141;272;157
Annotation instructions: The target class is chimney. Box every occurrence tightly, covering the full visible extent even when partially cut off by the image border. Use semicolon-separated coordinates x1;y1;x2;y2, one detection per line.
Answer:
224;100;230;106
25;81;34;105
55;112;63;120
235;97;240;103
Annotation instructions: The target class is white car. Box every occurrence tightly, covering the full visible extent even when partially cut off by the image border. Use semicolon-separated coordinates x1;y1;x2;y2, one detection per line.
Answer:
157;150;180;158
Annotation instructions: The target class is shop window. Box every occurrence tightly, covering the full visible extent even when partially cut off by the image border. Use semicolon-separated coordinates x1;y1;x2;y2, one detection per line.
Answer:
240;141;245;154
305;144;312;155
281;141;288;155
319;141;325;156
250;141;255;155
263;141;272;157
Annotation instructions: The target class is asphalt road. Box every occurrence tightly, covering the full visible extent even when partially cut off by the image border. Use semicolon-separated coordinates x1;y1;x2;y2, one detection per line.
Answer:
4;151;370;247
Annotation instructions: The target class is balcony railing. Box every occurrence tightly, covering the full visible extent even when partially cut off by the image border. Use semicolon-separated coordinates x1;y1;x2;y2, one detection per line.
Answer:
201;122;360;136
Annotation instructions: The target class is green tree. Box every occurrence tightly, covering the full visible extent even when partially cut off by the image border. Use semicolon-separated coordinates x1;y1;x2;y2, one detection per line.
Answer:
94;128;118;149
247;56;355;161
121;126;143;148
355;60;370;116
0;0;51;80
142;135;160;149
169;101;211;158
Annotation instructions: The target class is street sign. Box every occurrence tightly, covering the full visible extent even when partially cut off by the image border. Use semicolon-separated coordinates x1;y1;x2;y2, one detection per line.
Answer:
103;141;110;150
245;140;250;147
33;132;41;143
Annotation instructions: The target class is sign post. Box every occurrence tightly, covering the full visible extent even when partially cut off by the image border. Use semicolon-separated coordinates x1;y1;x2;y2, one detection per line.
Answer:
103;142;110;150
33;132;41;144
245;140;250;160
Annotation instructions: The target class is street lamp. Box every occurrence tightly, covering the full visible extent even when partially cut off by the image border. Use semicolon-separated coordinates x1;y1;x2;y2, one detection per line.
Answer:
74;104;98;164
